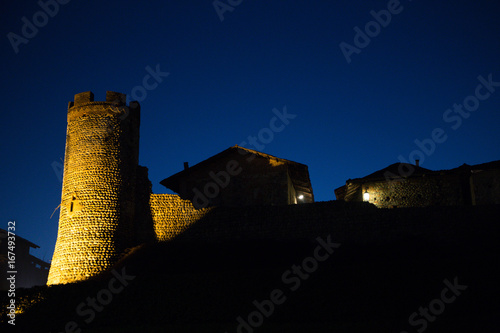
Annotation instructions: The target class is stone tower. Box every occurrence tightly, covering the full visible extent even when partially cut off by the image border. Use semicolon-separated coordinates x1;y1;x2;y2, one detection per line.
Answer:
48;91;140;285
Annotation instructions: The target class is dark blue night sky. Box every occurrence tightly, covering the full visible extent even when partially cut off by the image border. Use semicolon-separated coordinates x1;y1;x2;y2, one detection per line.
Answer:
1;0;499;261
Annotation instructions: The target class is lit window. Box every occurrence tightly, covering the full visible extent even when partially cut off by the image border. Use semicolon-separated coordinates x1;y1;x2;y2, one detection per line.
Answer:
363;190;370;202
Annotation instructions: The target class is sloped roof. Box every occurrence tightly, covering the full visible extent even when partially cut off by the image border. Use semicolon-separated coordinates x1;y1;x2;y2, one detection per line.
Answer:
360;163;433;180
470;160;500;171
340;159;500;188
0;228;39;249
160;145;313;198
340;163;434;185
432;160;500;174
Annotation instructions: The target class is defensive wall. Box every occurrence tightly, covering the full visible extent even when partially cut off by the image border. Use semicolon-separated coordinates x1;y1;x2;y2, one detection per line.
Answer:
148;197;498;246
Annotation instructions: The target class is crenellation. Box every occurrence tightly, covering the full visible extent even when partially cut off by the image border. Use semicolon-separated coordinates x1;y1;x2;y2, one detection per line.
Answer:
106;91;126;105
73;91;94;106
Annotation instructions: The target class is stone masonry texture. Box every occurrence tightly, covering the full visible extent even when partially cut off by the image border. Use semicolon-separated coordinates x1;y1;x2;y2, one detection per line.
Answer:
48;92;140;285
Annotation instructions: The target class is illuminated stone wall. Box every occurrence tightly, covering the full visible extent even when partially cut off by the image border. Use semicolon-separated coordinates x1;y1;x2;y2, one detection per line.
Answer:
149;194;211;242
339;164;500;208
48;92;140;285
360;173;466;208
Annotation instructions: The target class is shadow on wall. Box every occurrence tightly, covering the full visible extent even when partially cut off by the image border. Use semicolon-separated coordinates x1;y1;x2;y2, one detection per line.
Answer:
148;198;383;245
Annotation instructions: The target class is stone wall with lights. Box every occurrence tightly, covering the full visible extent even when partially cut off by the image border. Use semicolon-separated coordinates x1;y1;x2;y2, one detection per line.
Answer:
341;165;500;209
360;173;466;208
148;199;499;247
148;195;385;245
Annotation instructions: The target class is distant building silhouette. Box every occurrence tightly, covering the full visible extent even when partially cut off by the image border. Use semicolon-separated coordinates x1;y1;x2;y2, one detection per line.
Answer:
0;228;50;290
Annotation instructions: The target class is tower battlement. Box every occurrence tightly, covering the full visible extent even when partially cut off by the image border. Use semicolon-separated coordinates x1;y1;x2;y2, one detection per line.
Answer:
67;91;139;122
69;91;128;106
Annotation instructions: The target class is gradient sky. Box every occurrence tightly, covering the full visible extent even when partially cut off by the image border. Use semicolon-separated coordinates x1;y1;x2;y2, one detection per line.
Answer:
1;0;499;262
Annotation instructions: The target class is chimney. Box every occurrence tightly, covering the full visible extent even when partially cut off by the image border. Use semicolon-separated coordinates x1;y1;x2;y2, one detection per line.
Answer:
415;159;420;167
183;162;189;170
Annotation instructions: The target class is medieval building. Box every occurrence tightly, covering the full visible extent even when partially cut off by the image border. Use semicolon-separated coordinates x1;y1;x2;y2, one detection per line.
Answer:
161;145;314;208
47;91;314;285
47;90;499;286
334;160;500;208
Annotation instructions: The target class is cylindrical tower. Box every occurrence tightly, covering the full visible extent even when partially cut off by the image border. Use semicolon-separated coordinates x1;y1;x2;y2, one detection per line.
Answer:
48;91;140;285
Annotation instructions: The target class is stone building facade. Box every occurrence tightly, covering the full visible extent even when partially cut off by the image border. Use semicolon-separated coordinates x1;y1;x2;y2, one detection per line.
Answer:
334;161;500;208
161;146;314;208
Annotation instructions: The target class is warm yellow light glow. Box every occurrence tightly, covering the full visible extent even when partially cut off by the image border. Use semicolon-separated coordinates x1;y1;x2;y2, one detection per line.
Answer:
363;191;370;202
298;194;304;200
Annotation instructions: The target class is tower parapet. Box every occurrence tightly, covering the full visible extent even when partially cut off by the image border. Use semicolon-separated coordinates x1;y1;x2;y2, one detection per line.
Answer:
48;91;140;285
